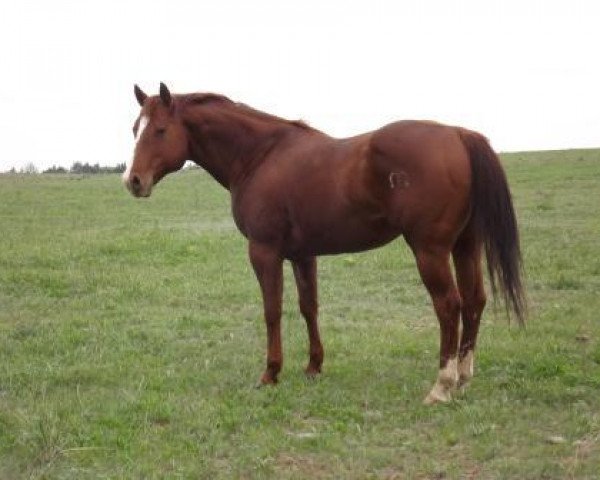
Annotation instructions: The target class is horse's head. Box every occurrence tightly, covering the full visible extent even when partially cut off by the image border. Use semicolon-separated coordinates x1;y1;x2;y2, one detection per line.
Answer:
123;83;189;197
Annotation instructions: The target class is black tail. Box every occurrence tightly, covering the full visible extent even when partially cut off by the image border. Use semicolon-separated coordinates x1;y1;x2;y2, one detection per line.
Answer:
458;129;526;323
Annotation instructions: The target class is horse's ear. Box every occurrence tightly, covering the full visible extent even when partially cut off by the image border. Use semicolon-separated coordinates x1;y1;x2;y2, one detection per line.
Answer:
159;82;172;107
134;84;147;107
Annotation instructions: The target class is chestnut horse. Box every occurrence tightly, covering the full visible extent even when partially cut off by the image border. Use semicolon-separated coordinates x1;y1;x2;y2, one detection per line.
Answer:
123;83;525;404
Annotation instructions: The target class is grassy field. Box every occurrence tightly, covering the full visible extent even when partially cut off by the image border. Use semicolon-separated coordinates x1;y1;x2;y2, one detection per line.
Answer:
1;149;599;479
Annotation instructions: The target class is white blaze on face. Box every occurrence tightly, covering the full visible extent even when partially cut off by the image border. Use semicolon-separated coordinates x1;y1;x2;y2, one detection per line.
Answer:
123;115;149;181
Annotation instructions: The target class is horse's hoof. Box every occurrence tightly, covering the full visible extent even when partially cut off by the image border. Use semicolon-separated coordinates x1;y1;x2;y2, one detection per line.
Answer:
255;372;278;388
423;385;453;405
304;365;321;379
423;392;452;405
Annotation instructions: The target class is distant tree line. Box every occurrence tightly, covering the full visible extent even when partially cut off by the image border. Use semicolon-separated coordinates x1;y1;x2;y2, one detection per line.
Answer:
4;162;206;175
3;162;126;175
43;162;126;174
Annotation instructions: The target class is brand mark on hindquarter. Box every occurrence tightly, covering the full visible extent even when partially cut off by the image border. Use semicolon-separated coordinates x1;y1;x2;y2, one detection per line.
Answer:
389;171;410;189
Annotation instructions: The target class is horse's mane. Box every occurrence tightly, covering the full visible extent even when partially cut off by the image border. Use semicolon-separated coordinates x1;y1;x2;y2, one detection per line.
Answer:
180;93;314;131
181;92;231;106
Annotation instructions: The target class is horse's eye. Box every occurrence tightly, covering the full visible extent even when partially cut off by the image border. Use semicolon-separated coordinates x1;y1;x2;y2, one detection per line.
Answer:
156;127;166;136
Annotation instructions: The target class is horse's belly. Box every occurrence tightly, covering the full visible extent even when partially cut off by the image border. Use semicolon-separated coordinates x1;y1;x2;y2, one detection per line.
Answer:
284;215;401;258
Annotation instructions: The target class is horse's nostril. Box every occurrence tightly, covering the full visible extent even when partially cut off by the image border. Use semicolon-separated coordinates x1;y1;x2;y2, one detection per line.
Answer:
131;174;141;190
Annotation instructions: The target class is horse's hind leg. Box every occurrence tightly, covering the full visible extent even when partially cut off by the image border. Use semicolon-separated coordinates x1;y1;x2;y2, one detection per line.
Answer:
292;256;324;377
452;230;486;389
413;246;462;404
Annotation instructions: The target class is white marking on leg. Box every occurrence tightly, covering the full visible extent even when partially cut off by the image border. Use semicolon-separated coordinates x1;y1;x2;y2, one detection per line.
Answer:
123;115;149;181
458;350;474;387
424;357;458;405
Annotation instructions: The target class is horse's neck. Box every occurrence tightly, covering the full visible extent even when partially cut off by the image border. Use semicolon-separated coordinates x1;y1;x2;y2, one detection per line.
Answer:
184;104;294;190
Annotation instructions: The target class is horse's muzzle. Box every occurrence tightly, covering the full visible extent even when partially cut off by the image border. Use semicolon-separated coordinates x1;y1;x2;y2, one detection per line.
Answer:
123;173;152;198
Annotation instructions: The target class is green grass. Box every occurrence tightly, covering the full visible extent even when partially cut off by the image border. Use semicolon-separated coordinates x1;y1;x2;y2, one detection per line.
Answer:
1;150;600;479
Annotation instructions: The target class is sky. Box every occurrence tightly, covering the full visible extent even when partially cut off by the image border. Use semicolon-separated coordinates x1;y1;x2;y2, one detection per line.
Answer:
1;0;599;171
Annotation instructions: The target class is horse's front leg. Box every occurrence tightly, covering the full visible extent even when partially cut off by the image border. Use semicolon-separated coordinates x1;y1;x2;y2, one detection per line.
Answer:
292;256;324;377
249;241;284;385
